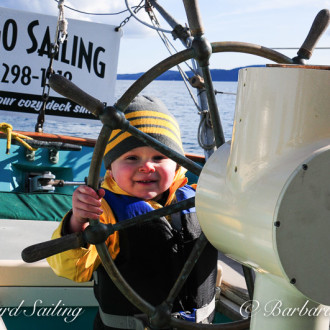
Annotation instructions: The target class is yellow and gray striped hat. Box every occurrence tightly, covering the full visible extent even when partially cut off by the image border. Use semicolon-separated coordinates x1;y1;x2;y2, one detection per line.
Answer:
104;95;184;168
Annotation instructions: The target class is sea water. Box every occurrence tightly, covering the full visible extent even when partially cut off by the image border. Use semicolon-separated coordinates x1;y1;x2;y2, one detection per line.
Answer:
0;80;238;155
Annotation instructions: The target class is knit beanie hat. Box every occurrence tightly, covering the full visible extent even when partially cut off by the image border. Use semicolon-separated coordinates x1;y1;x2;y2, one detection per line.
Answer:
103;95;184;168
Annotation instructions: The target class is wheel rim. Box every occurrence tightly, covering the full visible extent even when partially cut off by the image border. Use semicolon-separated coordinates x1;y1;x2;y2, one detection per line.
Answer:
86;42;290;328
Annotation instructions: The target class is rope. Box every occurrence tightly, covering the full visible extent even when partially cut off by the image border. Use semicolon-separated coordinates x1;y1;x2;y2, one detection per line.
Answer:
54;0;130;16
197;111;216;150
0;123;37;154
146;6;218;152
57;0;68;44
147;7;217;152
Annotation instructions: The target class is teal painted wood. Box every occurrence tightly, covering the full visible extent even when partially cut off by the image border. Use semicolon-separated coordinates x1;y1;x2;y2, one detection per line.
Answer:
2;307;97;330
0;139;106;193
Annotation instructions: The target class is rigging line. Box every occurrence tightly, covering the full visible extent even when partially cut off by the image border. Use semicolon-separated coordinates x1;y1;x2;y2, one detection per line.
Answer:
53;0;130;16
147;7;198;76
153;20;190;83
161;33;198;75
151;10;197;75
178;68;202;113
149;11;189;79
125;0;172;33
146;5;202;82
150;16;202;113
159;30;191;81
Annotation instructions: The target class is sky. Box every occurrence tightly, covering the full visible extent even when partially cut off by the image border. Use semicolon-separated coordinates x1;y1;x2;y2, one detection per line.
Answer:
1;0;329;73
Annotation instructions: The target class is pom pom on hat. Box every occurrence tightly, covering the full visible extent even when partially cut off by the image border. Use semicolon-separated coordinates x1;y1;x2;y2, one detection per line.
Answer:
103;95;184;168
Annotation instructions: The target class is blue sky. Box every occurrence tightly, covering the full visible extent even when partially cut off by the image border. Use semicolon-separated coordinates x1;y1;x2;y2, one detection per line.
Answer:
1;0;329;73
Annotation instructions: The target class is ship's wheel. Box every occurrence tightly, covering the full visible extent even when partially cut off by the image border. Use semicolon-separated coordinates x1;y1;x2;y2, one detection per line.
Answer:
22;4;329;329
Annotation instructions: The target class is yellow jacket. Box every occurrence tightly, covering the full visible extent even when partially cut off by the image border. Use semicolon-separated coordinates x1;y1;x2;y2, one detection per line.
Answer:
47;167;189;283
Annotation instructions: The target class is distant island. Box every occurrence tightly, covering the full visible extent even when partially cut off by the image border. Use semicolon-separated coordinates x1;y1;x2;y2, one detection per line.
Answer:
117;65;264;81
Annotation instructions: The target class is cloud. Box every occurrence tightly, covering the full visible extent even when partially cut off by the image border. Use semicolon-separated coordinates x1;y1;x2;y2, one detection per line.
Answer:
1;0;58;15
61;1;165;38
1;0;156;38
1;0;328;72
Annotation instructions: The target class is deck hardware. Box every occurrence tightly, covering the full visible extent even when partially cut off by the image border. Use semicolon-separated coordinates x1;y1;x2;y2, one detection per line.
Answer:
189;75;205;89
25;148;35;162
302;164;308;170
274;221;281;227
29;171;56;192
49;148;59;164
48;179;86;187
28;172;90;191
172;23;190;43
290;278;297;284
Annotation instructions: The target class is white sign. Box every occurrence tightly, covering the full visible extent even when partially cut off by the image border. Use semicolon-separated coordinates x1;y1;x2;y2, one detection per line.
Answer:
0;7;122;120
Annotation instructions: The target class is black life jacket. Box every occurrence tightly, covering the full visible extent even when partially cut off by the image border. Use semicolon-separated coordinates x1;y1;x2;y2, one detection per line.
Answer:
93;185;217;329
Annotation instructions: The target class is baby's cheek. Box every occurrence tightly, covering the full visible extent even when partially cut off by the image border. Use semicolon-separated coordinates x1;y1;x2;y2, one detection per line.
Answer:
163;173;176;189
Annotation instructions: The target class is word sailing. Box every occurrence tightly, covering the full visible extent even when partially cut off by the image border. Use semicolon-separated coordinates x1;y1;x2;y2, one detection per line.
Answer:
0;18;107;78
0;299;84;323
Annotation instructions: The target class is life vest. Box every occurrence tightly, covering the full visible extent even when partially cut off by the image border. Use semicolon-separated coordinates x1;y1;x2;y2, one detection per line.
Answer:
93;185;217;329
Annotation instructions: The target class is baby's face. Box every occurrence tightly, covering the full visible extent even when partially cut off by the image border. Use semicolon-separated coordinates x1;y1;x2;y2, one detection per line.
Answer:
109;146;177;201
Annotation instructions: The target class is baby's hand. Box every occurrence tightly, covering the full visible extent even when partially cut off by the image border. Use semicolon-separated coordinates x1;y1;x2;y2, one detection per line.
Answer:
70;186;105;232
